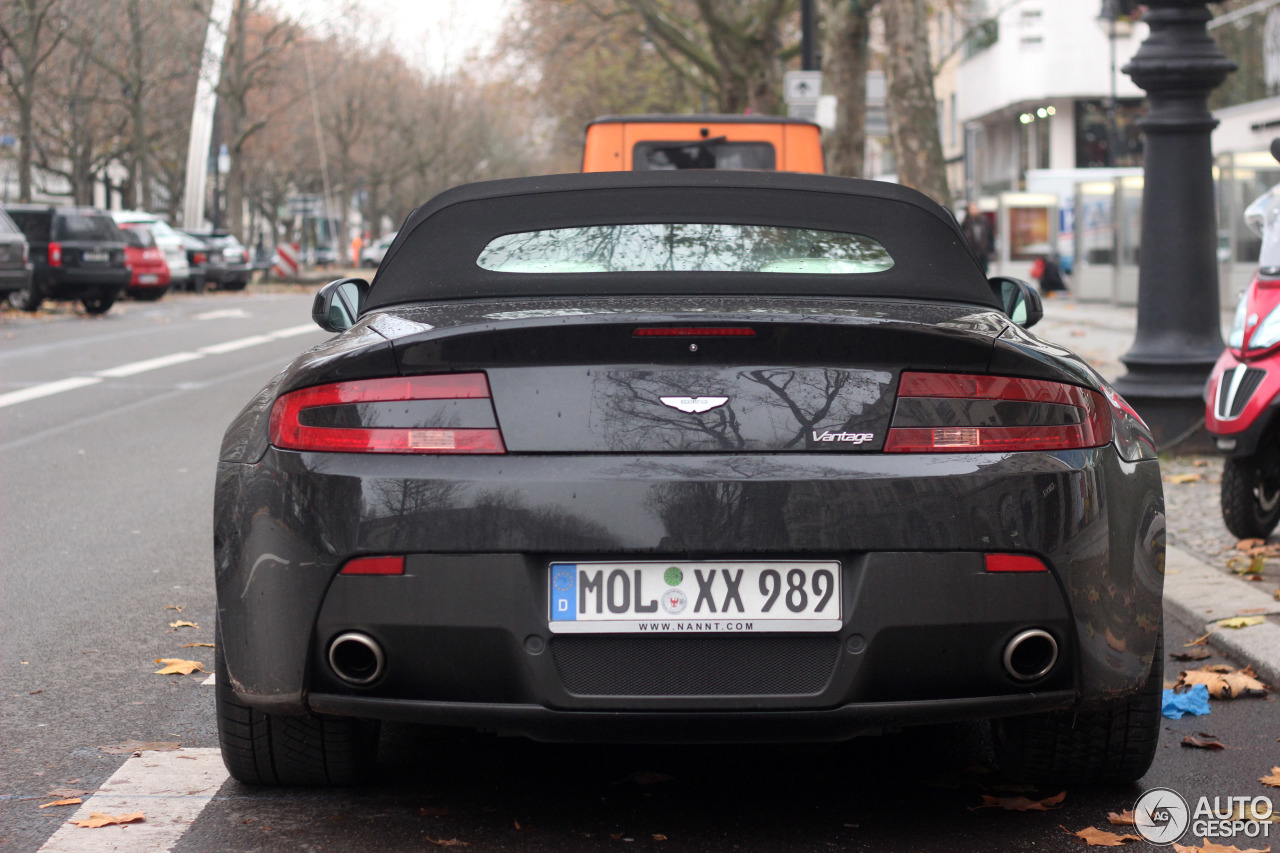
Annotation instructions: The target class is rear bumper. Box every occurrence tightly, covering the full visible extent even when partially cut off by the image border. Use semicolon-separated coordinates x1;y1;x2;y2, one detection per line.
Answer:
0;266;32;294
215;447;1164;726
37;266;130;297
308;690;1078;742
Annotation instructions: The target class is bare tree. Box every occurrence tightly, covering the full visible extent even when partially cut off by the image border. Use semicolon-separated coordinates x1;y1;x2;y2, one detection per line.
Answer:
881;0;949;203
0;0;66;200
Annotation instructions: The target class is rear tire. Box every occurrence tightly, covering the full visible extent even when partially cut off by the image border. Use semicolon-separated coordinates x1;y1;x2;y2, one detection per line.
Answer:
993;629;1162;786
215;628;379;786
1221;456;1280;540
8;279;42;312
80;293;115;315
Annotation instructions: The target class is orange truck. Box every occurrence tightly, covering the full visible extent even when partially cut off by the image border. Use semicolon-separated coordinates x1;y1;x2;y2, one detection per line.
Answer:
582;114;824;174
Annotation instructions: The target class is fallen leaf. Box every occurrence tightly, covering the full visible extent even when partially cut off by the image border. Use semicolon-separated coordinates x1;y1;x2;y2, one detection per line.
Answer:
418;806;450;817
1107;810;1136;826
1236;538;1268;551
45;788;88;799
1200;664;1237;673
1171;648;1213;661
1262;766;1280;787
424;839;468;848
970;791;1067;811
164;605;182;611
1062;825;1142;846
153;658;205;675
28;689;43;695
99;740;181;755
1185;630;1214;647
168;620;199;630
1166;473;1203;484
69;811;145;828
181;643;215;648
1182;734;1228;750
1218;616;1266;629
1237;555;1267;575
38;799;81;808
653;834;669;841
1180;668;1268;699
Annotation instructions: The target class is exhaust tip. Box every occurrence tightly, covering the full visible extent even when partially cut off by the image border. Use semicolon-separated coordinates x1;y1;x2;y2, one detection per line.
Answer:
1002;628;1058;682
328;632;385;686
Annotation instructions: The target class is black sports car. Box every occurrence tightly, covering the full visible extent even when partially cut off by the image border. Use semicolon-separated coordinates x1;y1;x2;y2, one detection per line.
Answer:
214;171;1163;788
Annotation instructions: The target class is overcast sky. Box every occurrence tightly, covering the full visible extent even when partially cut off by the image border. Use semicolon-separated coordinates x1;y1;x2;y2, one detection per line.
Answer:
275;0;514;74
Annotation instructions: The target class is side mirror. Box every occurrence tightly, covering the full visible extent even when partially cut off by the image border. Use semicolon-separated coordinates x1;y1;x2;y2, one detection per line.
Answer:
312;277;369;332
988;276;1043;329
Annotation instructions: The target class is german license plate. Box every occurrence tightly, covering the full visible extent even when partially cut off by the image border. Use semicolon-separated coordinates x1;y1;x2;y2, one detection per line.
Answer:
138;274;158;284
83;251;109;263
548;561;841;633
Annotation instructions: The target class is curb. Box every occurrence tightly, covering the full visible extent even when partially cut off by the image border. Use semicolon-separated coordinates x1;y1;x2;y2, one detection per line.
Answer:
1163;545;1280;687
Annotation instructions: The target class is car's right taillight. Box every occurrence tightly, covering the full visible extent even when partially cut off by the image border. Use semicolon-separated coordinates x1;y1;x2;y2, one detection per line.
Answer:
48;241;62;267
269;373;505;454
194;251;206;265
884;372;1112;453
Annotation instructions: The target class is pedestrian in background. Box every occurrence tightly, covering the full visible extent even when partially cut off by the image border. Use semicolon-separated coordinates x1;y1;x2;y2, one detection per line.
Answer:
1032;252;1068;298
961;202;993;275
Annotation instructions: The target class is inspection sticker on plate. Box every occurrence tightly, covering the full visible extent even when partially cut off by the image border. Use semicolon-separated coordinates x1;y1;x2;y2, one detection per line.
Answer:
548;561;841;633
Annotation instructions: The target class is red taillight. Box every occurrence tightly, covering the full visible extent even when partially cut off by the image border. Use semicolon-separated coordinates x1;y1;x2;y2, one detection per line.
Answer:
633;327;756;337
194;251;207;265
340;556;405;575
884;372;1112;453
48;242;62;267
985;553;1049;573
269;373;506;454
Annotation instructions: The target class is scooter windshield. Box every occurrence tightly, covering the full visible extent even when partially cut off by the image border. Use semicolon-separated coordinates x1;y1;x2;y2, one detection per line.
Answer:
1245;184;1280;274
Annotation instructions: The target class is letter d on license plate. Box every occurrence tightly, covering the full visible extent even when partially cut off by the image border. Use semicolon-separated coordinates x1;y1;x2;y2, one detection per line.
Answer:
548;561;841;634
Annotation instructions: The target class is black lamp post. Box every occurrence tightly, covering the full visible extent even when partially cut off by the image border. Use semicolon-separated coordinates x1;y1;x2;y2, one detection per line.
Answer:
1114;0;1236;447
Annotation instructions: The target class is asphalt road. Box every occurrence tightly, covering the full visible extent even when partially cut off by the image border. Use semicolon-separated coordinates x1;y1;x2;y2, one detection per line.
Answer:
1;292;1277;853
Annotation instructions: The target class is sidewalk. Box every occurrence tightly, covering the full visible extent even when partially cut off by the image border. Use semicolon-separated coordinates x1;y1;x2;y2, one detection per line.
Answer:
1031;296;1280;684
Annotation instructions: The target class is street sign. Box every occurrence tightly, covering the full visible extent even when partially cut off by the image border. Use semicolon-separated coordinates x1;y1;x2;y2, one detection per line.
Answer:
784;71;822;104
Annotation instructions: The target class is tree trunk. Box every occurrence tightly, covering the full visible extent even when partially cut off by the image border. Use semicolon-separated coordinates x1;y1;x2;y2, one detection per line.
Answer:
127;0;150;209
18;80;35;201
820;0;876;177
882;0;950;205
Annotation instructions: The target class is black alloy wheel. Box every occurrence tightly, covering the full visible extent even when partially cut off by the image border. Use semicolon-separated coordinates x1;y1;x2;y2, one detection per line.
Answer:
80;293;116;315
1221;456;1280;540
7;278;42;312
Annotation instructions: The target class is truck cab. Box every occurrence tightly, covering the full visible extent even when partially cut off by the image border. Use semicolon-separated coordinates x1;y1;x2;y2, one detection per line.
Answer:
583;115;824;174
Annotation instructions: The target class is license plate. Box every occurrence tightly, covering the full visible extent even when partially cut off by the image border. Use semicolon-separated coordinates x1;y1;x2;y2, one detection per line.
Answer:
83;251;109;263
548;561;841;633
138;274;158;284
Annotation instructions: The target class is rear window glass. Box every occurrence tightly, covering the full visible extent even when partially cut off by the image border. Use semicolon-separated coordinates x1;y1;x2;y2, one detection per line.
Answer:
634;141;776;171
477;224;894;274
8;211;51;242
55;214;120;242
0;210;21;236
121;226;154;248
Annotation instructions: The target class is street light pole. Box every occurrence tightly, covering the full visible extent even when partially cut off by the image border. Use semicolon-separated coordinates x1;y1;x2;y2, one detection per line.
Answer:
800;0;817;71
1114;0;1236;448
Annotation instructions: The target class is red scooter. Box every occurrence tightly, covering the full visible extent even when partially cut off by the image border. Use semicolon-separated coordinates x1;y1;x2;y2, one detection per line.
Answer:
1207;139;1280;538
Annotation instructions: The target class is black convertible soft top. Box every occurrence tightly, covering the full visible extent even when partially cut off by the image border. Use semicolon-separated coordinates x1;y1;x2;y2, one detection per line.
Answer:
367;171;996;311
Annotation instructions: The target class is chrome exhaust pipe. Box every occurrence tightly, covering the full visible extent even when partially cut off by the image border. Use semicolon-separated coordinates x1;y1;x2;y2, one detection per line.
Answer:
1002;629;1058;682
328;632;385;685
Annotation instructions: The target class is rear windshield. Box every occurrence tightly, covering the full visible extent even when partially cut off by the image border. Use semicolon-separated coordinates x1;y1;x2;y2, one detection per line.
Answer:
121;226;155;248
0;209;21;236
477;223;894;274
634;141;776;171
55;213;120;242
7;211;51;242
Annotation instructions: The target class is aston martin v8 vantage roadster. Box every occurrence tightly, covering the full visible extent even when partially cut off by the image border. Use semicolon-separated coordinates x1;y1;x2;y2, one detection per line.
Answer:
214;171;1163;787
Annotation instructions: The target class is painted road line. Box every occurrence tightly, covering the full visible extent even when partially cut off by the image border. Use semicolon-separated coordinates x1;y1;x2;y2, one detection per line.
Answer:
0;377;103;410
198;335;275;355
195;308;251;320
96;352;205;379
37;748;227;853
270;324;321;339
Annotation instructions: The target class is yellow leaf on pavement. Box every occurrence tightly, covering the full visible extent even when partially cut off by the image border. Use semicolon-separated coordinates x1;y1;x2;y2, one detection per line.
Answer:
1165;473;1203;484
1061;825;1142;846
168;620;199;629
1107;810;1136;826
1218;616;1266;629
38;799;81;808
1262;766;1280;787
69;811;145;828
1179;667;1268;700
153;658;205;675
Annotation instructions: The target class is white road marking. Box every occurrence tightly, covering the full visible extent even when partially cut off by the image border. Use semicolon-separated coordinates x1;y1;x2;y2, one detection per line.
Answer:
202;673;216;686
96;352;204;378
194;308;250;320
36;748;227;853
198;335;274;355
0;377;103;409
269;324;319;339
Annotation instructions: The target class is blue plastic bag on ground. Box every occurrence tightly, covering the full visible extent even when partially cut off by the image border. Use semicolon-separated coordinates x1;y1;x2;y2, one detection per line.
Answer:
1162;684;1211;719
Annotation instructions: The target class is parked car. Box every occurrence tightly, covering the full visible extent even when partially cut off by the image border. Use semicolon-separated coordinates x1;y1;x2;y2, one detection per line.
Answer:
175;230;210;292
4;205;130;314
214;171;1163;788
359;231;397;268
111;211;190;289
181;230;252;290
311;244;338;267
0;208;32;304
119;224;171;300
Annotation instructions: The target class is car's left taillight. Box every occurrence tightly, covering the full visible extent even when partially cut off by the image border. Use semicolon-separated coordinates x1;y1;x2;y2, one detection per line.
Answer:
884;372;1112;453
269;373;506;454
